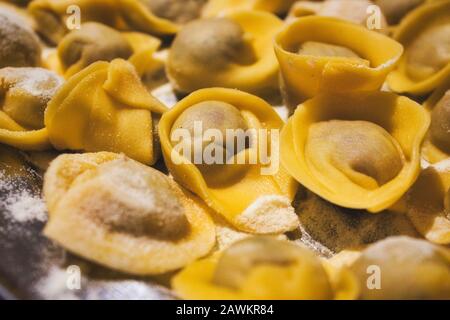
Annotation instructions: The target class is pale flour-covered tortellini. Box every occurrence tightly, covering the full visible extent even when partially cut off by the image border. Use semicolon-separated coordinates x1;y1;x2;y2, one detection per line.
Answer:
274;16;403;107
422;77;450;163
406;159;450;244
288;0;388;33
280;91;430;213
0;67;63;150
349;236;450;299
45;22;162;79
43;152;216;275
202;0;296;17
172;237;359;300
167;11;283;97
45;59;167;165
159;88;299;234
387;0;450;95
0;8;41;68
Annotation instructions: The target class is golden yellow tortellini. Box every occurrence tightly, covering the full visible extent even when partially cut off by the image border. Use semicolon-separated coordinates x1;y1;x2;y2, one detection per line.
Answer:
28;0;179;45
0;67;63;150
45;22;162;79
288;0;388;34
172;237;359;300
159;88;299;234
422;77;450;163
274;16;403;107
387;0;450;95
202;0;296;17
406;160;450;244
349;236;450;299
43;152;216;275
167;10;283;97
0;8;41;68
44;59;167;165
280;91;430;213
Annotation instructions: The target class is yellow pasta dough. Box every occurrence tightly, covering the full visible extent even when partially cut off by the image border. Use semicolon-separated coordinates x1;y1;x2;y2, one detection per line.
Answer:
406;159;450;244
0;67;63;150
387;0;450;95
159;88;299;234
167;10;283;97
44;59;167;165
43;152;216;275
172;237;359;300
275;16;403;108
280;91;429;212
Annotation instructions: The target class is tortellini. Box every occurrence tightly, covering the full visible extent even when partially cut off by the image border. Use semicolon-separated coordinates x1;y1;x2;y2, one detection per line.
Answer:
56;22;133;77
45;59;167;165
172;237;359;300
288;0;388;34
202;0;296;17
422;77;450;163
280;91;430;213
387;0;450;95
0;8;41;68
274;16;403;107
43;152;216;275
29;0;179;45
48;22;162;79
0;67;63;150
167;11;283;97
138;0;206;24
406;160;450;244
349;236;450;299
159;88;299;234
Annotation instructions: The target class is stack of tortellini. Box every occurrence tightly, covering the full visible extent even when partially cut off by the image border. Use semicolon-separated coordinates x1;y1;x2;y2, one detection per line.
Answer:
0;0;449;300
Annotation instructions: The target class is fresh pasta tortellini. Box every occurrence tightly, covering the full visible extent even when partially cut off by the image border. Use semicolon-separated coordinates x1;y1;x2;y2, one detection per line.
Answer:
274;16;403;107
173;237;358;300
45;59;167;165
406;160;450;245
280;92;430;213
422;77;450;163
56;22;133;77
0;67;63;150
138;0;206;24
167;11;283;97
43;152;216;275
288;0;388;33
47;22;162;79
0;8;41;68
202;0;296;17
29;0;179;45
349;236;450;299
159;88;299;234
387;0;450;95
